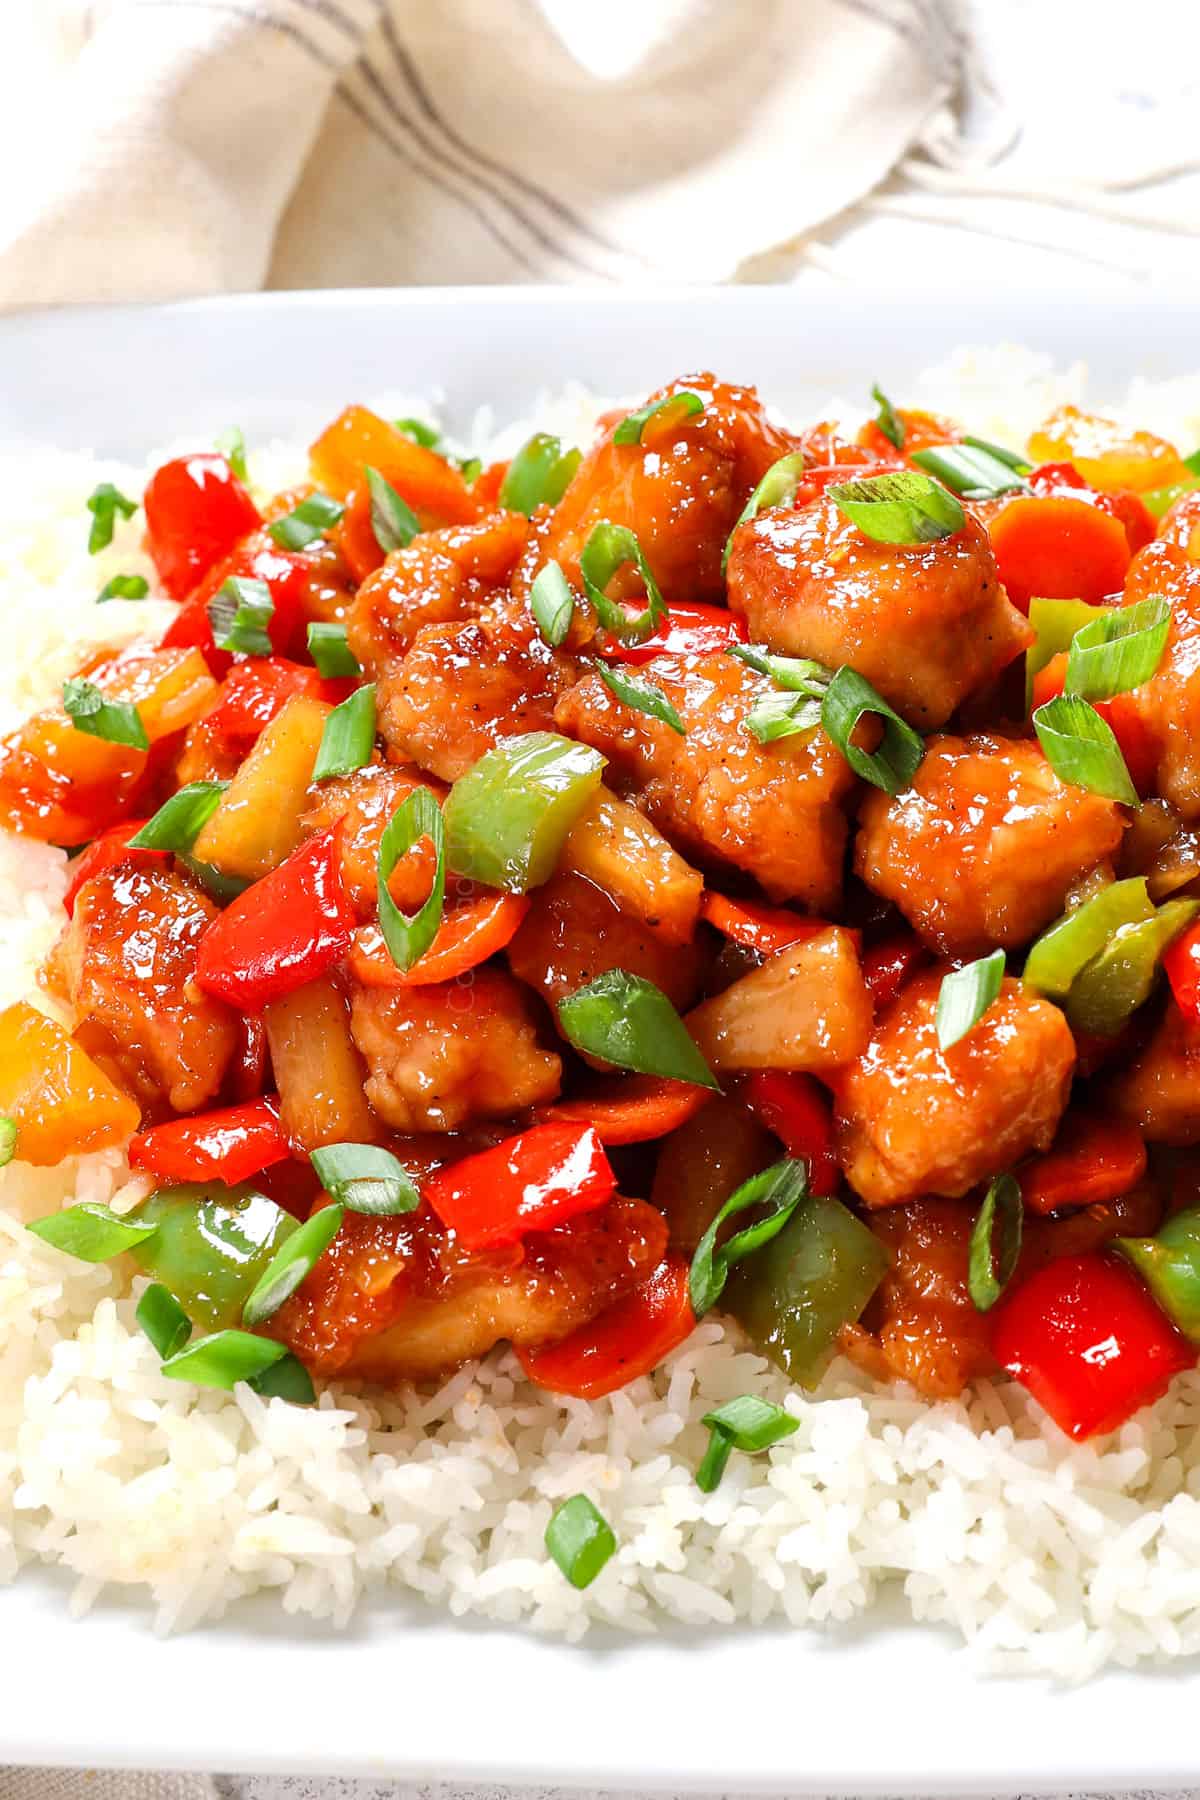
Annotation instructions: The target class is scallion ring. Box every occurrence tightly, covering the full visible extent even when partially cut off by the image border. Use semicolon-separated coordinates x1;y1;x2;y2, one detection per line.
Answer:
307;620;362;679
0;1116;16;1167
377;786;446;971
968;1173;1023;1312
499;434;581;516
26;1202;158;1262
592;659;685;736
722;451;808;570
557;969;718;1091
242;1202;345;1327
215;425;248;481
689;1159;809;1318
529;559;575;648
208;575;274;657
963;434;1030;473
870;383;905;450
909;443;1029;501
829;470;965;545
251;1352;316;1404
365;466;419;554
544;1494;616;1589
97;574;149;603
312;683;377;782
62;679;149;751
160;1328;289;1392
267;491;344;552
394;417;440;449
613;390;705;445
820;666;924;794
695;1394;799;1492
310;1142;421;1215
579;520;666;643
86;482;137;553
744;689;824;744
135;1282;192;1359
129;781;227;853
1063;595;1171;702
935;949;1006;1053
1033;693;1139;806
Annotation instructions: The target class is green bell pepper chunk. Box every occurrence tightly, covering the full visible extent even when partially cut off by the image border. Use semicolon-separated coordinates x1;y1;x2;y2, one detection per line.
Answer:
1022;877;1154;1001
1141;476;1200;521
1116;1207;1200;1340
723;1193;890;1388
443;732;606;893
130;1182;299;1329
1025;597;1110;711
1065;896;1200;1038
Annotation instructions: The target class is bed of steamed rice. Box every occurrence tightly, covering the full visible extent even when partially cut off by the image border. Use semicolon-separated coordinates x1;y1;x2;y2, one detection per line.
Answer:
5;347;1200;1683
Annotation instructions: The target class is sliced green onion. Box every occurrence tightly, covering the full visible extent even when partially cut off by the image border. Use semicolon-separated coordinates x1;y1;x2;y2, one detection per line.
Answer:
310;1142;421;1215
97;574;149;603
689;1159;808;1318
828;471;964;545
732;642;832;742
499;434;581;516
1026;596;1110;710
86;482;137;553
27;1202;158;1262
1115;1207;1200;1342
909;443;1029;500
377;786;446;970
312;683;376;782
1023;876;1154;999
251;1351;315;1404
544;1494;616;1589
744;689;823;744
613;390;705;446
729;643;832;693
695;1429;734;1494
870;383;904;450
1064;595;1171;701
62;679;149;751
968;1173;1023;1312
394;417;440;448
365;465;419;553
592;659;685;736
208;575;274;657
529;560;575;648
268;491;344;552
0;1116;16;1167
307;620;362;679
723;451;808;569
820;666;924;794
457;456;482;486
935;949;1005;1053
580;520;666;643
1033;693;1138;805
136;1282;192;1359
129;780;227;853
444;732;605;894
963;434;1031;473
177;855;252;905
242;1201;345;1327
558;970;718;1092
215;425;248;481
1142;478;1200;521
696;1394;800;1489
160;1328;288;1391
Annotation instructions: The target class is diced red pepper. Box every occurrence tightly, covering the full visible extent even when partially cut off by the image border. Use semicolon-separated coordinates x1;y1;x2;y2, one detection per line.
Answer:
194;824;356;1011
515;1253;696;1398
534;1075;714;1145
208;657;328;743
472;461;509;509
992;1253;1194;1440
62;820;167;916
744;1070;839;1195
861;931;929;1014
348;892;530;989
332;486;387;585
164;536;312;669
1031;650;1158;793
424;1122;616;1250
1164;921;1200;1025
700;891;831;957
143;454;262;601
128;1095;290;1186
1017;1113;1147;1217
228;1012;270;1102
595;604;748;666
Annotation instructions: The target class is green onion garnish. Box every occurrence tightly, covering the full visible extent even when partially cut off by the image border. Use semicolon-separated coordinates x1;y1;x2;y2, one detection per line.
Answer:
695;1429;734;1493
268;492;344;552
312;683;376;782
963;434;1030;473
696;1394;799;1492
62;679;149;751
1063;596;1171;702
613;390;705;446
529;560;575;648
829;471;965;545
97;574;150;603
1185;448;1200;477
557;969;718;1091
870;383;905;450
935;949;1005;1053
723;451;808;570
177;855;252;904
365;465;419;554
744;689;824;744
86;482;137;553
580;520;666;644
689;1160;808;1318
731;645;832;744
136;1282;192;1359
394;417;440;448
310;1142;421;1215
909;443;1029;501
1033;693;1138;805
242;1202;345;1327
592;659;685;736
129;780;227;853
729;643;830;690
457;456;482;486
215;425;248;481
499;434;581;516
307;620;362;679
208;575;274;657
968;1173;1023;1312
251;1351;316;1404
27;1202;158;1262
0;1117;16;1167
544;1494;616;1589
819;666;924;794
377;786;446;970
160;1328;289;1391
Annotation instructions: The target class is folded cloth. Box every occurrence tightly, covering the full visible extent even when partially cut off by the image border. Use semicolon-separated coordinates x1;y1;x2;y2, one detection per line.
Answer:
0;1771;215;1800
0;0;962;304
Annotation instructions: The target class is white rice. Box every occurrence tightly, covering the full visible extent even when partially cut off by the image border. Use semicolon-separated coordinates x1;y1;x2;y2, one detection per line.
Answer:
4;349;1200;1682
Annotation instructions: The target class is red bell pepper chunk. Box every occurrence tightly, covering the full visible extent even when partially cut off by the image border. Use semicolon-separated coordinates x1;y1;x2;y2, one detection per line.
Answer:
595;604;748;667
348;892;531;989
194;824;356;1011
1017;1113;1147;1218
516;1253;696;1398
143;454;262;601
744;1070;839;1195
1164;921;1200;1025
229;1013;270;1102
992;1253;1194;1440
700;891;831;958
161;538;312;671
1031;650;1158;793
534;1074;715;1145
861;931;929;1014
424;1122;615;1250
62;820;168;916
209;657;327;742
128;1095;290;1186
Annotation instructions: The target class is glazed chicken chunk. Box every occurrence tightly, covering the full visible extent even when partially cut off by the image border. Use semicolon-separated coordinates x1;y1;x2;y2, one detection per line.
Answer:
1124;541;1200;821
1106;1002;1200;1144
347;511;529;672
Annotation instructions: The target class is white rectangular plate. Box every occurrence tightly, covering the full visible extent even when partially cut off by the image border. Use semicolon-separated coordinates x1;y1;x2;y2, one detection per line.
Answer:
3;286;1200;1792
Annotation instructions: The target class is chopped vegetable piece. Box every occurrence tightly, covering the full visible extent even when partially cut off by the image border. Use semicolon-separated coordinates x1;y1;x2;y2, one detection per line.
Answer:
989;491;1132;613
365;465;419;553
243;1200;345;1327
351;891;529;989
27;1203;158;1262
695;1428;734;1493
215;425;248;481
686;929;872;1074
517;1253;695;1398
1033;693;1138;806
870;383;905;450
310;404;478;524
443;732;606;894
87;482;138;552
131;1182;299;1328
559;969;718;1091
136;1283;192;1359
1116;1208;1200;1341
828;471;964;544
744;1071;838;1196
1023;877;1153;999
909;443;1028;500
861;931;928;1013
264;972;375;1151
192;690;330;880
161;1328;289;1391
992;1253;1194;1440
723;451;808;568
62;820;166;915
1065;898;1200;1037
143;454;261;599
312;683;376;782
209;575;274;657
820;666;924;794
309;1142;420;1215
689;1159;808;1317
963;434;1030;471
544;1494;616;1589
376;786;445;971
129;781;227;853
699;892;827;957
0;1117;16;1166
529;560;575;647
62;678;149;751
935;949;1005;1053
128;1097;290;1187
579;520;666;643
695;1394;799;1493
1064;596;1171;702
97;574;150;602
596;601;746;666
967;1172;1023;1312
307;621;362;679
268;491;344;552
424;1122;615;1250
1025;596;1111;709
499;434;580;515
0;1002;140;1163
1164;916;1200;1024
1019;1115;1147;1218
394;417;440;448
591;659;685;735
1031;650;1158;796
252;1352;316;1403
614;391;706;445
535;1074;714;1145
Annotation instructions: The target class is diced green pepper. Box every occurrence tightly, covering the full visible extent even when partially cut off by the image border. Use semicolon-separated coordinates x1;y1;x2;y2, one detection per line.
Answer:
1141;477;1200;522
1066;897;1200;1038
1026;596;1110;711
723;1193;890;1388
130;1182;299;1329
1116;1207;1200;1340
1022;877;1153;1001
443;732;606;893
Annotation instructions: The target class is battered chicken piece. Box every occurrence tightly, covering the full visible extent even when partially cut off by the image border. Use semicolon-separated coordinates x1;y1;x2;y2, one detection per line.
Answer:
42;864;237;1114
863;1200;993;1399
299;762;443;917
1105;1002;1200;1144
506;870;706;1014
855;733;1127;959
1124;541;1200;820
349;967;561;1133
555;651;856;908
726;497;1031;729
836;971;1075;1208
346;511;529;673
272;1192;668;1380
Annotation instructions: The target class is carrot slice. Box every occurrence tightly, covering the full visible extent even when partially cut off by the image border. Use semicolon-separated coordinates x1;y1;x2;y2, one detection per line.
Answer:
1017;1113;1147;1217
701;892;831;957
534;1074;714;1145
348;892;531;988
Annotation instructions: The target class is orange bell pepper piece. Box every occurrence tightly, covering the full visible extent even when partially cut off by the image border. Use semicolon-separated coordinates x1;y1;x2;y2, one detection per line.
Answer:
516;1253;695;1398
0;1001;139;1163
309;405;478;528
